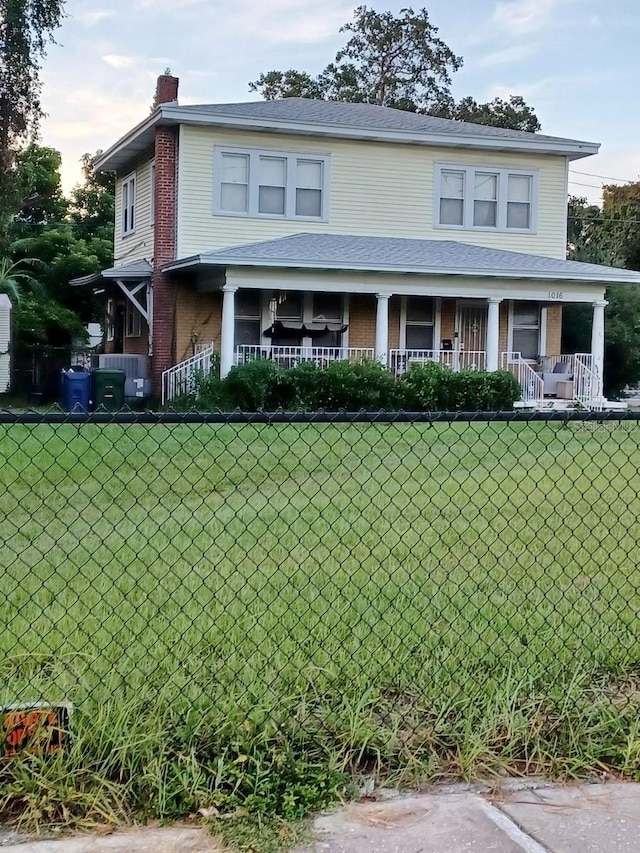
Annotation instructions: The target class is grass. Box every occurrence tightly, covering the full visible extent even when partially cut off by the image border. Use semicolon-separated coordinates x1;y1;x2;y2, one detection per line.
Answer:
2;418;640;839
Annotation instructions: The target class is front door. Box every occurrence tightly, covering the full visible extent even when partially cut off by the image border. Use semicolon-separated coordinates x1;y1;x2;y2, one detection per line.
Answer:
113;303;125;353
456;302;487;370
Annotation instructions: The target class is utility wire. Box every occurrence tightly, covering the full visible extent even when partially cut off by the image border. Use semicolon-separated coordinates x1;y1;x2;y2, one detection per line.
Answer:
570;169;637;184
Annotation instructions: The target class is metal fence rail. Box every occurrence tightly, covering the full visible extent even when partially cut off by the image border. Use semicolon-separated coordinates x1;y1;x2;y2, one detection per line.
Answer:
3;409;640;811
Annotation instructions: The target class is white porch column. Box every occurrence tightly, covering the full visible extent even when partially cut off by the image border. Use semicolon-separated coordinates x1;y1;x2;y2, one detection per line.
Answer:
591;299;607;397
375;293;390;365
220;284;237;379
486;297;502;372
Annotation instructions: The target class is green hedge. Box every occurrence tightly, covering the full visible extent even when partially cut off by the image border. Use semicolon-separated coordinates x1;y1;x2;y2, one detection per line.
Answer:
178;358;522;412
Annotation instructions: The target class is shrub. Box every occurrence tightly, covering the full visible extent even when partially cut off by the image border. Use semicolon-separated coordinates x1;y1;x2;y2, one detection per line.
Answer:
222;358;292;411
313;359;402;410
399;363;521;411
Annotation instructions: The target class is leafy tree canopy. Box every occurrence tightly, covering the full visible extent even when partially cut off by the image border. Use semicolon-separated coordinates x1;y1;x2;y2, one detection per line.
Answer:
0;0;66;225
249;5;540;130
565;191;640;396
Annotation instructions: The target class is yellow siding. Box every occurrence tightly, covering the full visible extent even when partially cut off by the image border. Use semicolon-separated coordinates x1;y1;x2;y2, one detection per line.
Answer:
177;126;569;260
114;157;155;265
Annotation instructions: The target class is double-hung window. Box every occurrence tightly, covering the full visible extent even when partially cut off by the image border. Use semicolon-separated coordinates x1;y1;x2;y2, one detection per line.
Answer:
436;165;536;232
404;297;435;350
234;290;262;348
512;302;540;360
215;147;329;220
121;173;136;235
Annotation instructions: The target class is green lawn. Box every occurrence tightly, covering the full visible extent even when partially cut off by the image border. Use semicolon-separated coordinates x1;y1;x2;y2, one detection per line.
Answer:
2;419;640;827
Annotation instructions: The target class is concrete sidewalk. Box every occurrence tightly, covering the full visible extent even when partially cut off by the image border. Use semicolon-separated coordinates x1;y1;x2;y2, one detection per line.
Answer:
2;782;640;852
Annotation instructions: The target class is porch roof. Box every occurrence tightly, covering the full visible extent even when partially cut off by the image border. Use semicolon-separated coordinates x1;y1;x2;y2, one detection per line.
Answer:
70;259;152;288
163;234;640;285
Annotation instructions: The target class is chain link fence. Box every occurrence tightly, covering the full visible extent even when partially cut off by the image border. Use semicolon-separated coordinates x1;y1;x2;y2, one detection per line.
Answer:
2;409;640;820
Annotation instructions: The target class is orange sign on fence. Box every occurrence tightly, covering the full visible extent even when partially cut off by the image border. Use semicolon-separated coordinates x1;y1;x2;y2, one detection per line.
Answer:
2;703;71;758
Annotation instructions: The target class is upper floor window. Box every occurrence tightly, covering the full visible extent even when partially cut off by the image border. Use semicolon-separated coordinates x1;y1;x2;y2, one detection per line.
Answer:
150;161;156;226
435;165;536;232
122;173;136;235
214;147;329;221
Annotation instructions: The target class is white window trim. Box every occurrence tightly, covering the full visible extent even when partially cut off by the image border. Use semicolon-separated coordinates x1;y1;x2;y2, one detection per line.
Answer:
150;161;156;227
121;171;136;237
508;300;542;362
213;146;331;222
434;164;538;234
125;302;142;338
399;296;441;350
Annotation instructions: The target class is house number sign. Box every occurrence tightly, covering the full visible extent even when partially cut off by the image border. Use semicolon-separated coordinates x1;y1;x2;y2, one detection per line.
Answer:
548;291;564;300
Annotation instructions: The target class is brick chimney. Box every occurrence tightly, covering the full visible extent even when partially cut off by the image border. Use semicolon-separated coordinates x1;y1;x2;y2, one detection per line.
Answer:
150;73;180;399
154;74;179;108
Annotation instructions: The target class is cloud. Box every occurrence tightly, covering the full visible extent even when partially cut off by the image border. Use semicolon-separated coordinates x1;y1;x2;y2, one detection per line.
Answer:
492;0;561;36
102;54;136;69
74;9;114;27
476;44;535;67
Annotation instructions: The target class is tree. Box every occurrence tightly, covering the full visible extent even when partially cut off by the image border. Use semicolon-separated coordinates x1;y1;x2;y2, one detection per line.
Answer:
251;5;462;113
0;0;66;228
445;95;541;133
249;5;540;130
564;193;640;396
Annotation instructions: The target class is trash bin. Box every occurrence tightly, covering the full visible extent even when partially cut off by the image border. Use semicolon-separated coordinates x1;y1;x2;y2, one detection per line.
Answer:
60;366;91;412
91;368;126;411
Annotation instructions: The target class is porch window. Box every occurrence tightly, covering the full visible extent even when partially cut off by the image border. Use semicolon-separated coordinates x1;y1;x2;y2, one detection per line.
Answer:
405;296;434;350
435;164;536;232
125;303;141;337
214;147;329;220
312;293;343;348
234;289;261;347
121;173;136;235
512;301;540;360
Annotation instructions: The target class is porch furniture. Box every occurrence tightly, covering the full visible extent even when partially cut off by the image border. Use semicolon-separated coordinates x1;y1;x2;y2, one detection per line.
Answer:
543;361;573;396
555;380;574;400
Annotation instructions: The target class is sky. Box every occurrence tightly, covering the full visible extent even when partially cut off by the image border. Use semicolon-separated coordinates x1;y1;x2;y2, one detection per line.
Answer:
38;0;640;204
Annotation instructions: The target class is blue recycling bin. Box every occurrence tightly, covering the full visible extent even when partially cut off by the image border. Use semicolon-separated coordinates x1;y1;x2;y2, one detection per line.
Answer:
61;367;91;412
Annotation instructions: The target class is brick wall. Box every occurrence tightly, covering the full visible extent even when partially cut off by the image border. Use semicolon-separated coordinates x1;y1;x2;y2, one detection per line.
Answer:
499;302;509;356
124;319;151;356
389;296;401;350
546;305;563;355
174;287;222;363
440;298;456;344
348;295;376;349
150;126;178;397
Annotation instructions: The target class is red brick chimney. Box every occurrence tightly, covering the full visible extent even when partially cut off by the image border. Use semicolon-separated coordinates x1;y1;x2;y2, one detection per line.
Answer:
154;74;179;108
150;74;180;399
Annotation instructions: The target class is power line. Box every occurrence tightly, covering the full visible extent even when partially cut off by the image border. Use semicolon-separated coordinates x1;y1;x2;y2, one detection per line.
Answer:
570;169;636;184
568;180;604;190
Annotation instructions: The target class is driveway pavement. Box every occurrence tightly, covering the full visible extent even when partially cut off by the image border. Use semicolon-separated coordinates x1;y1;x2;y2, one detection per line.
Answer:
3;782;640;852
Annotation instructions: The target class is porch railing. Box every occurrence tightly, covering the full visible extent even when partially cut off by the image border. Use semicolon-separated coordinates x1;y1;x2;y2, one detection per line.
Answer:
574;353;602;410
235;345;375;368
162;344;216;404
501;352;544;405
389;349;486;375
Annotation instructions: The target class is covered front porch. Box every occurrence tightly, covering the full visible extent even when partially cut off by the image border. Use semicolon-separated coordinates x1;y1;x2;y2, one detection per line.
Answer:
158;231;640;407
164;283;609;410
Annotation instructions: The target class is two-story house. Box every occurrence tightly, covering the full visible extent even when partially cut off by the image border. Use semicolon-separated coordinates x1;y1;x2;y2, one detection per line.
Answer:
76;74;640;408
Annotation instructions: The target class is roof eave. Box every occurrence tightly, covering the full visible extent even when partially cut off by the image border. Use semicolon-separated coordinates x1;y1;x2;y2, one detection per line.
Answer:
96;104;600;173
94;110;163;173
162;255;640;285
161;106;600;159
